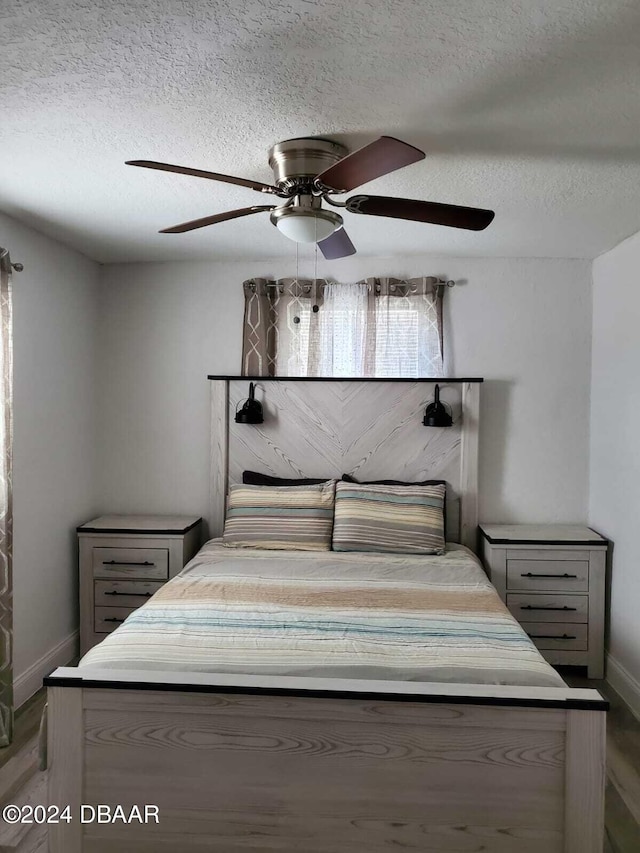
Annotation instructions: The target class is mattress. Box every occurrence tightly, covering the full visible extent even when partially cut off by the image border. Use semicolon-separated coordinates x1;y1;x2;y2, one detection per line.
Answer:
80;539;565;688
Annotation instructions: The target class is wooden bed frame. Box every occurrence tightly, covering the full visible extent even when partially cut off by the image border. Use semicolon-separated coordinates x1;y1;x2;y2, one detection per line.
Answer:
46;377;607;853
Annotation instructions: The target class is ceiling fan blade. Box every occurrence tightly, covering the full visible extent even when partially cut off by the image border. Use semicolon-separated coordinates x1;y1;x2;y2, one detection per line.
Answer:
316;136;425;193
126;160;278;194
160;205;276;234
317;227;357;260
346;195;495;231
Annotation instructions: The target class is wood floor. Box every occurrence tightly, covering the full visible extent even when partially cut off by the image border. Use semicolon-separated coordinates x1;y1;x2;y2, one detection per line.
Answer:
0;690;48;852
563;669;640;853
1;673;639;852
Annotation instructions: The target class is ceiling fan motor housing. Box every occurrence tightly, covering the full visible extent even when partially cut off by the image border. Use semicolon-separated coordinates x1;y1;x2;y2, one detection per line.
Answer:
268;138;348;193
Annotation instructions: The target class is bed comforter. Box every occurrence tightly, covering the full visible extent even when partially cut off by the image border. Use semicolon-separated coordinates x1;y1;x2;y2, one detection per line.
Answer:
80;539;564;688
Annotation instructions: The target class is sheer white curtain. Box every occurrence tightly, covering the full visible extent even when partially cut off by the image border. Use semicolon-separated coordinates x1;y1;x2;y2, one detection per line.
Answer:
241;277;444;377
314;279;443;377
313;283;373;376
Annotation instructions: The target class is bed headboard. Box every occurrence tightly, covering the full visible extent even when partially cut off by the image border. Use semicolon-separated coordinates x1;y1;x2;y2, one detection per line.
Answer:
209;377;481;551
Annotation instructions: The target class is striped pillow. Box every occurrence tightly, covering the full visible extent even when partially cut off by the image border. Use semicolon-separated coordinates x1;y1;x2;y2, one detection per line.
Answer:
332;481;446;555
223;482;336;551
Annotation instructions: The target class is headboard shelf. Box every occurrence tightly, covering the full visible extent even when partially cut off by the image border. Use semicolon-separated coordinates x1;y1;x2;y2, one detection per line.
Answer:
208;375;484;382
210;378;480;551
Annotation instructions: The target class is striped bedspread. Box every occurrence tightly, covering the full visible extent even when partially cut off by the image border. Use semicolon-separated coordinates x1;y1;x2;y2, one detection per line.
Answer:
80;539;564;688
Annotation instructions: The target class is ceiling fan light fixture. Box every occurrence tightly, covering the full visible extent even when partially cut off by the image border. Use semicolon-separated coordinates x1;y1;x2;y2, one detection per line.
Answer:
270;207;343;243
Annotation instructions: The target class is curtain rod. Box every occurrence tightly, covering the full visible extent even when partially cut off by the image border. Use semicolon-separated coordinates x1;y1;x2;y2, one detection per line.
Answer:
248;278;455;287
0;248;23;273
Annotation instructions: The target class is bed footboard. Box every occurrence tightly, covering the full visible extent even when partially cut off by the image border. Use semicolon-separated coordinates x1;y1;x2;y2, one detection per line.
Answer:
46;668;607;853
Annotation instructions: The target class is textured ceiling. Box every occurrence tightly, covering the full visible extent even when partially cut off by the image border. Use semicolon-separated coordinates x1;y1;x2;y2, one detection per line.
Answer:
1;0;640;263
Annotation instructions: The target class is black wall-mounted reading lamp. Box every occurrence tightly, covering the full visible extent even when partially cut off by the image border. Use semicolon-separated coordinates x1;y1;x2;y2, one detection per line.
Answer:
235;382;264;424
423;384;453;427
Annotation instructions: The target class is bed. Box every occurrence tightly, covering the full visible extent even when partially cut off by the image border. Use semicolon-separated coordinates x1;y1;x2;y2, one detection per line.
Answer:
80;540;565;688
46;378;606;853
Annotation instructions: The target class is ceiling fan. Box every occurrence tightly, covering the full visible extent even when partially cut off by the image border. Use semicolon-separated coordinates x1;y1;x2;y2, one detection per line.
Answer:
126;136;495;260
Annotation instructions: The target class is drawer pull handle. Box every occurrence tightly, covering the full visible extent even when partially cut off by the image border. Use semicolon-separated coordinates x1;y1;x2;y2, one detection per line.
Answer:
103;560;155;567
521;572;578;579
528;633;576;640
105;590;153;598
104;617;125;624
520;604;577;611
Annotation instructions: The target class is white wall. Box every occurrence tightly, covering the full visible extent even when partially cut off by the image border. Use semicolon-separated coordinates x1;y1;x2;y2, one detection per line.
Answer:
97;255;592;531
590;230;640;711
1;213;99;702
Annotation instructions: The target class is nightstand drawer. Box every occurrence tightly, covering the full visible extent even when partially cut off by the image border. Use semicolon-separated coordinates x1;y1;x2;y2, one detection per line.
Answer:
506;559;589;591
94;606;137;633
95;579;165;607
521;621;588;651
506;549;590;561
507;593;588;623
92;547;169;579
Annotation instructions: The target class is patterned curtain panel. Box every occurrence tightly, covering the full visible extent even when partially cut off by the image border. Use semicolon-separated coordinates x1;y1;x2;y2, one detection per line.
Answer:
241;276;444;377
372;277;444;377
0;251;13;746
241;278;325;376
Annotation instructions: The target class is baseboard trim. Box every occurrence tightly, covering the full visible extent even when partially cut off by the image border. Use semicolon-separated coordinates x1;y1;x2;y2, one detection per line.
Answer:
607;653;640;722
13;631;79;709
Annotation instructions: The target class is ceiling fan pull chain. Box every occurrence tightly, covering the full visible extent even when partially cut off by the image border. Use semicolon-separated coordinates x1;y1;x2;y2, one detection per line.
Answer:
313;219;318;302
312;252;319;314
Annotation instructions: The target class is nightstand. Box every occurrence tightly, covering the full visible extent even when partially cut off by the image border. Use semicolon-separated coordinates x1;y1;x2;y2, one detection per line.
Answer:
479;524;608;679
78;515;202;655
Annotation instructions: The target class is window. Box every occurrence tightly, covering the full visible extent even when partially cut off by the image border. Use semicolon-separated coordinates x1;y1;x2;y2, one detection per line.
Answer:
242;277;444;378
315;282;444;377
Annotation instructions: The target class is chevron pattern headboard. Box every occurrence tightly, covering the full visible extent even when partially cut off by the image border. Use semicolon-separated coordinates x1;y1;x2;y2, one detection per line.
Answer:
209;378;480;550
